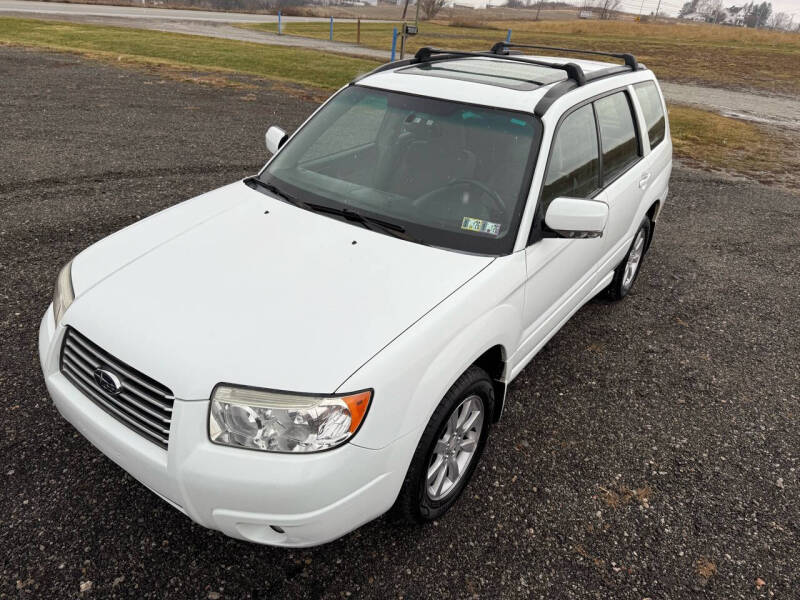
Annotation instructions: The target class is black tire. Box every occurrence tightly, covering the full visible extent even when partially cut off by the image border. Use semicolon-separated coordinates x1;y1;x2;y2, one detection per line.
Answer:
393;366;494;523
606;217;651;301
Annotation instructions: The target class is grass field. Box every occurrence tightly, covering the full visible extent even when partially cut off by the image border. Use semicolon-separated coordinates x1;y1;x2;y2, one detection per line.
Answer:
243;19;800;95
668;106;799;187
0;17;376;90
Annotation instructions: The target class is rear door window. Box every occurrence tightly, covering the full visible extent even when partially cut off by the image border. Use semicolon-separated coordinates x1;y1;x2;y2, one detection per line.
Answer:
541;104;599;207
633;81;666;149
594;92;640;184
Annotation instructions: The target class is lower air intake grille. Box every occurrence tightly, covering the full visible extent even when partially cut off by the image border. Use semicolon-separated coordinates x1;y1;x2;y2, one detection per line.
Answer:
60;328;174;449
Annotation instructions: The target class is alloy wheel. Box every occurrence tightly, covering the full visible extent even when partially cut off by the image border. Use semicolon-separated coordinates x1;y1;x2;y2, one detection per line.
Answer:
622;228;647;291
426;394;485;501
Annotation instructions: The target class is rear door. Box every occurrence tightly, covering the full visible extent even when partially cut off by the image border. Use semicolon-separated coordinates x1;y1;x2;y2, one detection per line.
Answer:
592;90;648;259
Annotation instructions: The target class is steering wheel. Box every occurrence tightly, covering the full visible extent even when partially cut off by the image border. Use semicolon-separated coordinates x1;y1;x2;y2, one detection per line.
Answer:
413;179;507;217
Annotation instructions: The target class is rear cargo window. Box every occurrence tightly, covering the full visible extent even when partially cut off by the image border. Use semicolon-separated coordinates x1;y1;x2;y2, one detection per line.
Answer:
634;81;666;149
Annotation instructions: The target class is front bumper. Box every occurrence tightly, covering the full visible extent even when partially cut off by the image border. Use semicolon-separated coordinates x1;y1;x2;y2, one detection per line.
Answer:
39;306;417;547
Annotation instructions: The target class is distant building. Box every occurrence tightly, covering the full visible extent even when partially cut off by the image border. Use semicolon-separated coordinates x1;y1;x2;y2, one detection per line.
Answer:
680;8;745;25
681;12;707;22
399;0;516;9
721;8;746;26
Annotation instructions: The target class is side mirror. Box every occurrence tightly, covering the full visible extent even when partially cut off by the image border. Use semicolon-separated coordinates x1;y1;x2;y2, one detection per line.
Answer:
265;126;287;155
544;197;608;239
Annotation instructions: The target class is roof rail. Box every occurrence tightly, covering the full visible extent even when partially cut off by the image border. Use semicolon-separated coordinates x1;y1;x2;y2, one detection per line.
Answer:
490;42;638;71
412;46;587;85
352;57;415;82
351;44;640;92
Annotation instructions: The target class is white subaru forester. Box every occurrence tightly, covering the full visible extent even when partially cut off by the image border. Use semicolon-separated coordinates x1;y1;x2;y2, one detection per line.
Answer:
39;43;671;547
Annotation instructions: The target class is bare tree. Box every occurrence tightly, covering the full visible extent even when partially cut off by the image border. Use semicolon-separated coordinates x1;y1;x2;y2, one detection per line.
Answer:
597;0;622;19
579;0;621;18
419;0;446;19
678;0;699;17
767;11;790;29
694;0;710;16
708;0;725;22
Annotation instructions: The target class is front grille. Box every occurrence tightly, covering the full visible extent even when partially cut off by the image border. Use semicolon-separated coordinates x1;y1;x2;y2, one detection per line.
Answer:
60;328;174;449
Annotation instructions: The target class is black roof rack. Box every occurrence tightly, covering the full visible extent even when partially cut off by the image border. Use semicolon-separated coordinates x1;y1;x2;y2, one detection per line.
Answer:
411;46;587;85
354;43;639;87
490;41;638;71
351;43;643;116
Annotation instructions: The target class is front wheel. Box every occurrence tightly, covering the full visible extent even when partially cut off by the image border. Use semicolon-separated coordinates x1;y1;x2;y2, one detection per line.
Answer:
393;366;494;523
606;217;651;301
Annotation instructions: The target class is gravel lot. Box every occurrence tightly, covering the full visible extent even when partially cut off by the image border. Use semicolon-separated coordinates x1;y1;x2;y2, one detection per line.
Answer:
1;46;798;599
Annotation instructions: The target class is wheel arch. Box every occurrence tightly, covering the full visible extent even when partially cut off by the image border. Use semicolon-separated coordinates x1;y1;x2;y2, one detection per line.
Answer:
334;253;526;450
471;345;507;423
644;200;660;251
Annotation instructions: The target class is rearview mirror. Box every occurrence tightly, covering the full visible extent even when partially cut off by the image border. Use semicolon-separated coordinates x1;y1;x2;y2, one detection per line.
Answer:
265;126;287;155
544;197;608;239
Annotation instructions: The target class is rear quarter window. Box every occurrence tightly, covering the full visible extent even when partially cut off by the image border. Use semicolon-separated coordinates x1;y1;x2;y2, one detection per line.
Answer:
633;81;666;149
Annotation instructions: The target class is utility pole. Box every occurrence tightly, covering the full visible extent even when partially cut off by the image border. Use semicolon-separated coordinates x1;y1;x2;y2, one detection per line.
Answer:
535;0;544;21
654;0;662;19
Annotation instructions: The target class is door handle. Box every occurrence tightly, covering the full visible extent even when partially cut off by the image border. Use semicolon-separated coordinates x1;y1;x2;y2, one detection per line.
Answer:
638;172;652;189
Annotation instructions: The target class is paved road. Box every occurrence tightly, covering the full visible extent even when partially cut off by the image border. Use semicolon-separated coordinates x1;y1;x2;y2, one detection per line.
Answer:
0;0;343;22
4;1;800;129
1;46;799;599
659;81;800;132
0;0;392;59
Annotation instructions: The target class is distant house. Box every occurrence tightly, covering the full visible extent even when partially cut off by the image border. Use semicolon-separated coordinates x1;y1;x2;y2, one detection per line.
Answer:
721;7;746;26
681;12;708;22
414;0;529;9
408;0;486;8
680;7;746;25
579;10;595;19
449;0;494;8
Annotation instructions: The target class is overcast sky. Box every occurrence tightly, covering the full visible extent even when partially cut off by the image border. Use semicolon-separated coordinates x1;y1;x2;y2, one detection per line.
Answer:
767;0;800;16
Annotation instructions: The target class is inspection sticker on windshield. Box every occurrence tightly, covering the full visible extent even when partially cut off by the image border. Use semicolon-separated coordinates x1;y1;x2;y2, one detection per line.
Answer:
461;217;501;236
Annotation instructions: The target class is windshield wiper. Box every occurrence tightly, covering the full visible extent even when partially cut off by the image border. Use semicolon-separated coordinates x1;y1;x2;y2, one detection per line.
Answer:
304;202;422;242
246;177;309;210
246;177;424;244
307;203;403;231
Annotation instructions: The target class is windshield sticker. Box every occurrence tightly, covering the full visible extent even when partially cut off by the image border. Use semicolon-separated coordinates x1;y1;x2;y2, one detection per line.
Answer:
461;217;502;236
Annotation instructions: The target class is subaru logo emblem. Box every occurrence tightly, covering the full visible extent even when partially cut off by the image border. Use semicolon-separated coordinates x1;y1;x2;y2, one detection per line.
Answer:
93;367;123;396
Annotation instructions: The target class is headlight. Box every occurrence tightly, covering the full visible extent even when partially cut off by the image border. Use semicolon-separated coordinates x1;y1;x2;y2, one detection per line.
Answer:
53;260;75;325
209;385;372;453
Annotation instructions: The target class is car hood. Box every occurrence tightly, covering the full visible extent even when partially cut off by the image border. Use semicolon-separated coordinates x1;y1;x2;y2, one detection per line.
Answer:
66;181;493;399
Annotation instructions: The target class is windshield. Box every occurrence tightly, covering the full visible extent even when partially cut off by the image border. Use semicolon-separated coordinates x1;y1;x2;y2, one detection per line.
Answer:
259;85;542;254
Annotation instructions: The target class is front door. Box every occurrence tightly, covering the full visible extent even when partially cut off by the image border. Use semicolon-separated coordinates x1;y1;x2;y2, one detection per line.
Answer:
516;88;649;370
517;103;608;366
